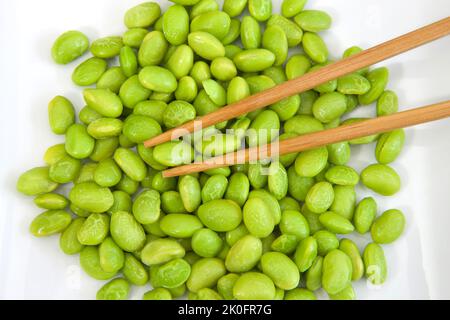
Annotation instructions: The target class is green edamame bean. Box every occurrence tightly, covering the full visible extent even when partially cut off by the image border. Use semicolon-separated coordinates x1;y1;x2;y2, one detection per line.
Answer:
190;61;211;87
279;210;309;241
79;106;102;125
375;129;405;164
192;228;223;258
65;124;95;159
305;256;323;291
329;284;356;300
327;142;351;166
225;44;243;59
97;278;130;300
124;2;160;28
225;235;262;272
198;199;242;232
312;92;347;123
268;162;288;200
341;118;379;145
189;31;226;61
225;224;249;247
217;273;239;300
263;66;287;84
139;66;178;93
353;197;377;234
74;163;97;184
247;109;280;147
345;94;359;113
161;191;187;214
191;11;231;40
233;272;275;300
330;185;356;220
339;238;364;281
87;118;123;139
163;101;196;128
178;175;201;213
377;90;399;116
222;19;241;45
187;258;226;292
90;36;123;59
116;174;140;194
322;249;353;295
223;0;247;17
302;32;328;64
243;198;274;238
295;147;328;178
49;155;81;183
113;148;147;181
80;246;117;280
77;213;109;245
285;288;317;300
287;166;314;202
285;54;311;80
132;190;160;224
153;141;194;167
163;5;189;45
83;88;123;118
271;234;298;255
151;172;177;192
268;14;303;47
69;182;114;213
43;144;67;166
123;253;149;285
138;145;167;171
359;67;389;105
294;236;318;272
72;57;107;86
108;191;132;215
361;164;401;196
141;238;185;266
285;115;324;136
313;230;339;256
138;31;168;66
241;16;261;50
51;30;89;64
201;175;228;203
90;137;119;162
59;217;85;255
248;0;272;22
279;197;300;212
210;57;237;81
120;75;152;109
337;73;371;95
30;210;71;237
281;0;306;18
110;211;146;252
294;10;332;32
99;237;125;273
34;193;68;210
325;165;359;186
233;49;276;73
363;243;387;285
175;76;198;102
143;288;172;300
262;25;288;67
247;163;267;189
48;96;75;135
166;45;194;80
122;114;162;145
319;212;354;234
248;189;282;225
123;28;149;48
261;251;299;290
371;209;405;244
160;214;203;238
224;173;250;207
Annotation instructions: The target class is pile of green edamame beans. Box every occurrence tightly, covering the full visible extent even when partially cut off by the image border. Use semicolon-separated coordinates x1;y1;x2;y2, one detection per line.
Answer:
16;0;406;300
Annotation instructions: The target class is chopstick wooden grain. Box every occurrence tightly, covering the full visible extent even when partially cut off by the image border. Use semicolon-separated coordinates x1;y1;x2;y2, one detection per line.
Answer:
144;16;450;148
162;100;450;177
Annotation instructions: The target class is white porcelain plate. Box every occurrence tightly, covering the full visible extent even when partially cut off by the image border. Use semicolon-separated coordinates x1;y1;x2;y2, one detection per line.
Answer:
0;0;449;299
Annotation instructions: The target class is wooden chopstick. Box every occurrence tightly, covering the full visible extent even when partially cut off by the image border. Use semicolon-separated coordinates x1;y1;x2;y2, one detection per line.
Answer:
144;16;450;148
162;100;450;177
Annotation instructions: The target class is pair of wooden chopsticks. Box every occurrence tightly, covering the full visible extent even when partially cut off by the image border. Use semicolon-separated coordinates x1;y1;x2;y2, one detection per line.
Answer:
142;17;450;178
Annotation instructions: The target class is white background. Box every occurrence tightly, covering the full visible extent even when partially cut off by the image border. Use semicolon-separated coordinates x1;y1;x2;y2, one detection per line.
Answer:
0;0;449;299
